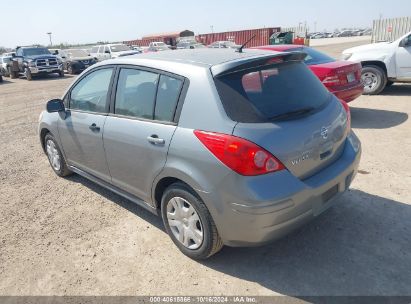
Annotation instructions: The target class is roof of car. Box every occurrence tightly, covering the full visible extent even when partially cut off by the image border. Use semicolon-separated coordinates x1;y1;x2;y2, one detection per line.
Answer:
113;48;283;67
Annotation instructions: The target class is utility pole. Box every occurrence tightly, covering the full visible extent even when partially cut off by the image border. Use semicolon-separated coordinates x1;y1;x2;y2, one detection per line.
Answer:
210;25;214;34
46;32;52;46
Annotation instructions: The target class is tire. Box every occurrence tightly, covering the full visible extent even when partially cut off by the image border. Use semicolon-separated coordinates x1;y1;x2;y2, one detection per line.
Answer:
24;67;32;81
0;75;3;83
361;65;387;95
10;69;16;79
44;133;72;177
161;182;223;260
67;65;75;75
386;80;394;87
58;70;65;77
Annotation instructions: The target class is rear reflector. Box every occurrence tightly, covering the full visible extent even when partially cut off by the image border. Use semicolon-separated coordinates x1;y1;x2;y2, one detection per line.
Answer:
339;99;351;131
194;130;285;176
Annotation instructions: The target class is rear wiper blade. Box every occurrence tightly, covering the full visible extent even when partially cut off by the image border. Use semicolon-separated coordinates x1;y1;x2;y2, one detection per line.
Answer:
269;107;314;121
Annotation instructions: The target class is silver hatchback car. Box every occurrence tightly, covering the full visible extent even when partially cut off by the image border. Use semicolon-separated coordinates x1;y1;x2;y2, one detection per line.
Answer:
39;49;361;259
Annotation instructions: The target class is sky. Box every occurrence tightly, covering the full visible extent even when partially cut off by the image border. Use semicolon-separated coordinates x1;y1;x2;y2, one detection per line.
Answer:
1;0;410;48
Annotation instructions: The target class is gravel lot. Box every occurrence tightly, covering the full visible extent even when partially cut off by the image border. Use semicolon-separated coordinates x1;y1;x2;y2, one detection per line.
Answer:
0;41;410;297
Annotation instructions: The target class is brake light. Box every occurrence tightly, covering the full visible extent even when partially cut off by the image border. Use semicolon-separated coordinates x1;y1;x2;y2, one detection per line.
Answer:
194;130;285;176
339;99;351;131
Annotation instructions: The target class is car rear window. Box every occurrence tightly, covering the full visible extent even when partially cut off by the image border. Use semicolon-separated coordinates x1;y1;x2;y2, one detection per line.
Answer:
287;47;335;65
214;61;331;123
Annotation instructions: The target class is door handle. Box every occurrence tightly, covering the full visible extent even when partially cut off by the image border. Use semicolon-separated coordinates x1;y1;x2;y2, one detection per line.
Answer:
147;135;165;145
89;123;100;132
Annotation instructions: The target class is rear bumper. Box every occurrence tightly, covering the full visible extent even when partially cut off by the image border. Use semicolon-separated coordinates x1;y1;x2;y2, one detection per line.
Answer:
203;131;361;247
331;83;364;102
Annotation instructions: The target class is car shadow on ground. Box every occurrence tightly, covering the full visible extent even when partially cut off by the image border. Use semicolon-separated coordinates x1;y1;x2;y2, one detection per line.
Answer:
350;107;408;129
201;189;411;296
0;79;13;85
381;84;411;96
65;174;164;231
66;172;411;296
12;74;76;82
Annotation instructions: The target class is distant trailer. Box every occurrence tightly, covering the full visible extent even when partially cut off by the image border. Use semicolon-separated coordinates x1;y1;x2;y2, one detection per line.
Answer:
124;30;195;47
196;27;281;48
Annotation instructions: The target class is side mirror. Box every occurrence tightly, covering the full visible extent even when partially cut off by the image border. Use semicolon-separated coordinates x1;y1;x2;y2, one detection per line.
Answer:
61;56;66;59
46;99;65;113
105;50;110;54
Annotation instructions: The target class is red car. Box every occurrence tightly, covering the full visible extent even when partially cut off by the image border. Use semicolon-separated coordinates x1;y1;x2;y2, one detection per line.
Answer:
252;45;363;102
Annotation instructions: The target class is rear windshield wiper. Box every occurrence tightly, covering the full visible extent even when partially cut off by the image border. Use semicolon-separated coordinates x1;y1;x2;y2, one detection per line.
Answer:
269;107;315;121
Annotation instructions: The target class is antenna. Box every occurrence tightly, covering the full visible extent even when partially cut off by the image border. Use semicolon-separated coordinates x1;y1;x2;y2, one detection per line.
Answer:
236;35;256;53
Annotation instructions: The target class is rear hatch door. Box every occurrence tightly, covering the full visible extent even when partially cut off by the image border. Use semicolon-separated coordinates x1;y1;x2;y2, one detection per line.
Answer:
213;55;349;179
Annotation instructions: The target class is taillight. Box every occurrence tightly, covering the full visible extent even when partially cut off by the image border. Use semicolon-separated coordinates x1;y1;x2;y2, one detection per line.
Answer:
339;99;351;131
194;130;285;176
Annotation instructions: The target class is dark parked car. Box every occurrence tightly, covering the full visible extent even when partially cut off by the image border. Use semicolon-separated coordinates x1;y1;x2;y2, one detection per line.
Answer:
61;49;97;74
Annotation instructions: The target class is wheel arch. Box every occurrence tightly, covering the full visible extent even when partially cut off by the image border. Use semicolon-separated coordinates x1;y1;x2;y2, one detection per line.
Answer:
361;60;387;75
153;176;200;211
40;127;51;152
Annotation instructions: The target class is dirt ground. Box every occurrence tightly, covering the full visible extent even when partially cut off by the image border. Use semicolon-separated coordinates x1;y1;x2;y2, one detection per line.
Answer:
0;41;410;297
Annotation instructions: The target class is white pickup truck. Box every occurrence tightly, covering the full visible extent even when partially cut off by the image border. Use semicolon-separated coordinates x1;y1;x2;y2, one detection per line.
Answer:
342;31;411;94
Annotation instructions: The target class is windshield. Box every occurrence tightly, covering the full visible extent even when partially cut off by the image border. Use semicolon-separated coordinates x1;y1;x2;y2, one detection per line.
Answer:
110;44;131;52
2;57;11;63
286;47;335;65
214;61;331;123
22;48;51;56
67;49;89;57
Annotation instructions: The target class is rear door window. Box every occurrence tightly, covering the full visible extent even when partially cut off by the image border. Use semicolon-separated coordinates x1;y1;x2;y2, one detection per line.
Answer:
114;69;183;122
114;68;159;119
154;75;183;121
214;61;331;123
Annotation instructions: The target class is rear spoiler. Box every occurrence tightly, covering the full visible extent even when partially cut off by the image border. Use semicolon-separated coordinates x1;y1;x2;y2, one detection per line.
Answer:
211;51;307;77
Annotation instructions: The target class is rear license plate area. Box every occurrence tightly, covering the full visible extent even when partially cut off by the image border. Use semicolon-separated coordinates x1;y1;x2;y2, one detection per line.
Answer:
322;184;339;202
347;72;356;83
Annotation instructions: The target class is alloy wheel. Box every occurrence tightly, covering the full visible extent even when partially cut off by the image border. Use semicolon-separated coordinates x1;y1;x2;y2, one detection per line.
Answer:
46;139;61;171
